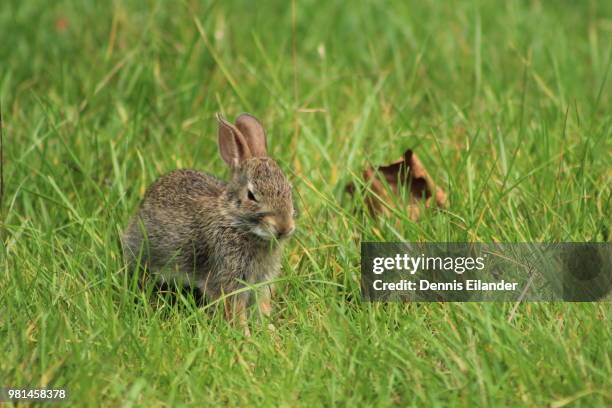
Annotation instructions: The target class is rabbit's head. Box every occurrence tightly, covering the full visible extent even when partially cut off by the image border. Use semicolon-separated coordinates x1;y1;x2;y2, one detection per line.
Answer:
217;113;296;241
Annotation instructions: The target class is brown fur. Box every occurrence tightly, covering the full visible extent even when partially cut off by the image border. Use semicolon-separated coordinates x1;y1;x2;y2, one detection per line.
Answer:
122;114;295;332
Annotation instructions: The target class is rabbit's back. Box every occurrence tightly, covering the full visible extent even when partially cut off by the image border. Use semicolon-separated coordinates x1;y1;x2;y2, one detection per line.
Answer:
144;169;225;206
122;169;225;280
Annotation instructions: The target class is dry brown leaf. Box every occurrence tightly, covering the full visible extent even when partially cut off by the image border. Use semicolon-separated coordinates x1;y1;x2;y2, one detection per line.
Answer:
346;149;447;220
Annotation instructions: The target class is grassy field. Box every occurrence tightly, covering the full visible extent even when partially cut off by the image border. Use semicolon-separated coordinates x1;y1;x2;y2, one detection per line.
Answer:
1;0;611;406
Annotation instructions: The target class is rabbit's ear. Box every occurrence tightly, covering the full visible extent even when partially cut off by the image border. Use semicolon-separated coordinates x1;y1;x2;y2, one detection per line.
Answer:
217;113;252;167
235;113;268;157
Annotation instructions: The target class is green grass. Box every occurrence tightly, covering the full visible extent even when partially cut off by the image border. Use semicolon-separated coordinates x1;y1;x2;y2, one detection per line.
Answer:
1;0;611;406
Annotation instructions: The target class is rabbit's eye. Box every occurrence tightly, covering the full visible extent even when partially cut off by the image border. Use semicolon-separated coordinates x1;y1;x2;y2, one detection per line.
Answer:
247;189;258;202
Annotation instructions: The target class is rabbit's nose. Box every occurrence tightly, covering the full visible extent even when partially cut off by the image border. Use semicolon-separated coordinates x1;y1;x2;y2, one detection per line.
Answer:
264;215;295;239
276;224;295;239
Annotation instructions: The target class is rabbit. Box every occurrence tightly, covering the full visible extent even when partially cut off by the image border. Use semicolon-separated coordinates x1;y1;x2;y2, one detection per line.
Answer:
122;113;296;334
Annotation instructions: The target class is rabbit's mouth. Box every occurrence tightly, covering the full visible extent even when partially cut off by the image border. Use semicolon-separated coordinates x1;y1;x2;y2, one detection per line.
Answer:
251;224;295;241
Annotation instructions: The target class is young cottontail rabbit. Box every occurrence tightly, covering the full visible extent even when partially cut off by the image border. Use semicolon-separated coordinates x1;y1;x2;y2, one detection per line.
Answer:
122;113;296;333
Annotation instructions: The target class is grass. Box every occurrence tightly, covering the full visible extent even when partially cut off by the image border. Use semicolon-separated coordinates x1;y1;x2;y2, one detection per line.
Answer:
1;0;611;406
